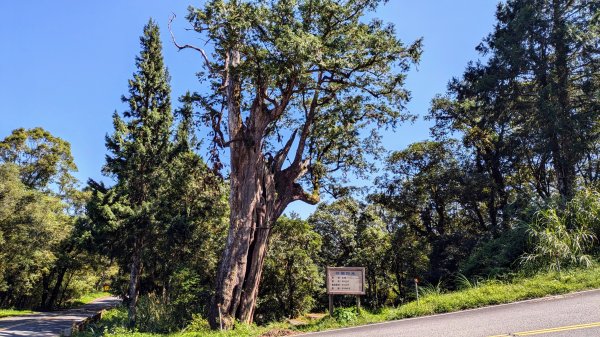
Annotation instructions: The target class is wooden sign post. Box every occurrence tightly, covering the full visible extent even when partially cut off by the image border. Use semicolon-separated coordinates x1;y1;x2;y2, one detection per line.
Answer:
414;278;419;305
326;267;365;316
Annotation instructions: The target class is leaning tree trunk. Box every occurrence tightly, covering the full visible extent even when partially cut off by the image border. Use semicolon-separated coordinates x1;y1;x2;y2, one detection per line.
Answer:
209;139;277;328
44;267;67;310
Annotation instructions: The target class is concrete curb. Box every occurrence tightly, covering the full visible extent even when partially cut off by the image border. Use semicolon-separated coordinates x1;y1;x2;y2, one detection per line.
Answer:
59;310;105;337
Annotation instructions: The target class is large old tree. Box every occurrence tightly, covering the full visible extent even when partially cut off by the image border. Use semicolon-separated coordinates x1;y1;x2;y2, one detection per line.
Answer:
173;0;421;327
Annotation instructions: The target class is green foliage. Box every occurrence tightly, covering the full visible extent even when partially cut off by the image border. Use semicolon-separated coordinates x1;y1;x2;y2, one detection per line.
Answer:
136;294;181;333
7;0;600;333
386;223;429;303
100;18;174;268
431;0;600;201
309;198;398;306
86;18;228;329
310;198;360;268
74;305;130;337
186;0;422;185
373;141;479;283
90;18;172;326
332;307;358;323
0;127;77;193
76;266;600;337
566;188;600;246
257;215;322;323
165;269;206;322
184;0;422;326
0;163;71;308
419;281;444;297
350;205;395;306
460;226;528;278
454;273;479;290
0;127;104;311
522;191;599;272
372;0;600;305
184;314;211;333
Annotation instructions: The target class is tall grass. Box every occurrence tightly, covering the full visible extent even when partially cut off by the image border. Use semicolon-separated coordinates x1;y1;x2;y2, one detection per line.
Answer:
522;208;595;273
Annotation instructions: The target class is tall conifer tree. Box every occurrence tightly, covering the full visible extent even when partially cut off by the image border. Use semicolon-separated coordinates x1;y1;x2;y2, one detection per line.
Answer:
103;19;173;327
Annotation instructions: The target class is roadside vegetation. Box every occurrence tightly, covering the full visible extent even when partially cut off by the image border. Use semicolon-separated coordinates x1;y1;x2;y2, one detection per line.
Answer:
76;266;600;337
0;309;35;319
1;0;599;336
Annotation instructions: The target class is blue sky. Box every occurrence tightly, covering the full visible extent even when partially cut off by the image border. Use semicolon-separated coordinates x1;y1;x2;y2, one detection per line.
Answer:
0;1;498;217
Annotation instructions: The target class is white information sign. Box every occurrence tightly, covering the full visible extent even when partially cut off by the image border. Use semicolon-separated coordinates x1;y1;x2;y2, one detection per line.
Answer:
326;267;365;295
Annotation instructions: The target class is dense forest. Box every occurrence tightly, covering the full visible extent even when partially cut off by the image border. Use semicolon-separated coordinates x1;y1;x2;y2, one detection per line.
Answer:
0;0;598;334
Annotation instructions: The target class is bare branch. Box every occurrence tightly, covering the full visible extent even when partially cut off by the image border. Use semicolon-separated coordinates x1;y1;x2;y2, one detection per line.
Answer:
169;13;212;71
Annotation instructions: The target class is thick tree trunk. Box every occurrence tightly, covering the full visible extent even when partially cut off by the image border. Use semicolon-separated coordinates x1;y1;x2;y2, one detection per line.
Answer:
127;238;143;328
208;140;278;329
207;48;318;329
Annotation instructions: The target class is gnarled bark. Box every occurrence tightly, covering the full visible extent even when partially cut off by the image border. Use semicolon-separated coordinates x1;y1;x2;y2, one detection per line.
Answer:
208;131;304;327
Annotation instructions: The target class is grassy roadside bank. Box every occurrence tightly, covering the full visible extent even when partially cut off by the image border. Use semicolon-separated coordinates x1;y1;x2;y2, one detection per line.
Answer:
76;266;600;337
0;309;35;319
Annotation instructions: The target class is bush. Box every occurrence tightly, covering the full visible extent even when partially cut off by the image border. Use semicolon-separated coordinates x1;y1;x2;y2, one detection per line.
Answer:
75;306;129;337
460;226;528;278
184;314;211;332
168;268;210;320
332;307;358;323
517;189;600;273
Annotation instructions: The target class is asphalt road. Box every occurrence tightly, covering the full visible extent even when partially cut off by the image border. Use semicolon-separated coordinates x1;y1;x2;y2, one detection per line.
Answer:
299;289;600;337
0;296;120;337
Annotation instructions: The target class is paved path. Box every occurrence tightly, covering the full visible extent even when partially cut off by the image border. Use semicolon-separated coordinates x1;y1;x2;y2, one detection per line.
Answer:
0;296;120;337
299;289;600;337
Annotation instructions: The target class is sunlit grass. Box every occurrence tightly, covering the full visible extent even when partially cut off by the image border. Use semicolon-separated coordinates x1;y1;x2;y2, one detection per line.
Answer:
67;291;112;308
0;309;35;318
